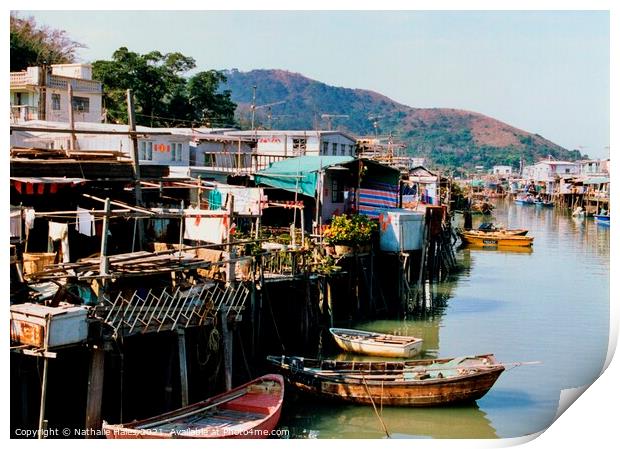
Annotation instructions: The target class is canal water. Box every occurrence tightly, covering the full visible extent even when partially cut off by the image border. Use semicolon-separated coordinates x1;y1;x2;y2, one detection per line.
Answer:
277;199;610;439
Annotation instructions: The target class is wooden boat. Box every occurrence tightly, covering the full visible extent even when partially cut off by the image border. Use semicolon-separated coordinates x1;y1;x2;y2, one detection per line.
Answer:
330;328;423;358
458;230;533;247
477;223;528;236
534;199;554;207
266;354;505;407
103;374;284;439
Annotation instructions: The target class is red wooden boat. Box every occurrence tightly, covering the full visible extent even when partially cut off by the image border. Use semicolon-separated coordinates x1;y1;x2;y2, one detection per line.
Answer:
103;374;284;439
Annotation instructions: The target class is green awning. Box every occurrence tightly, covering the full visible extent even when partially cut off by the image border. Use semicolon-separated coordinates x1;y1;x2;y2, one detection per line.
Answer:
254;156;354;197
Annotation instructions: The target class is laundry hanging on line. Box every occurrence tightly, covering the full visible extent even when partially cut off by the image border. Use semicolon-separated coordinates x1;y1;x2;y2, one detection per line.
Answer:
75;207;95;237
48;221;70;263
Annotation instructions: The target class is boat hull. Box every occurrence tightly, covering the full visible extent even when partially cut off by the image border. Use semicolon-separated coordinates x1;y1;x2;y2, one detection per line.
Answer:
458;231;533;247
594;215;610;225
289;370;503;406
268;355;504;407
103;374;284;439
330;328;423;358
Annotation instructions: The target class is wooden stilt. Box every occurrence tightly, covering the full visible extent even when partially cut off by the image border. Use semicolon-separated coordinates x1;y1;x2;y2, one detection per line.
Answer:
85;348;105;437
177;329;189;407
37;357;49;439
37;313;52;439
326;279;334;328
220;310;233;391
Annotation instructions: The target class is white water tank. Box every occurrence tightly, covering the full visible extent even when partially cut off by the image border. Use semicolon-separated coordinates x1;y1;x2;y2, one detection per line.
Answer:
378;209;425;252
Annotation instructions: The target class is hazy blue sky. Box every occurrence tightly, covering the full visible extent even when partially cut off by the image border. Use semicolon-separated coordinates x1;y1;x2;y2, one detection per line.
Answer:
19;10;610;158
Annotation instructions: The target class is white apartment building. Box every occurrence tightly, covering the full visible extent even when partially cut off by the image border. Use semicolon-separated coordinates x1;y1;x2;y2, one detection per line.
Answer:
10;64;104;123
522;160;579;182
225;130;357;157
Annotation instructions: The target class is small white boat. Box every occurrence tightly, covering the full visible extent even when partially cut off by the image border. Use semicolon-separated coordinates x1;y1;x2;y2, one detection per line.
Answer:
329;328;423;358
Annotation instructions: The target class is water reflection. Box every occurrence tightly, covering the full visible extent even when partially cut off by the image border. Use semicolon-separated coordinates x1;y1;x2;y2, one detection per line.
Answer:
280;200;608;439
280;400;497;439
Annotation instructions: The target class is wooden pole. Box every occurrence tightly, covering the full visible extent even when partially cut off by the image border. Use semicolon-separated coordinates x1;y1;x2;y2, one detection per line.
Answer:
67;83;76;155
225;196;236;285
126;89;144;249
126;90;143;205
220;310;233;391
85;348;105;437
177;329;189;407
99;198;110;278
37;314;52;439
327;278;334;328
179;200;185;254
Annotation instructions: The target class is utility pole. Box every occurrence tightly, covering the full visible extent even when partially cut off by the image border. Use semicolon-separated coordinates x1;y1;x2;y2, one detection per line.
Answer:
126;89;143;206
126;89;144;249
67;83;76;155
250;85;257;132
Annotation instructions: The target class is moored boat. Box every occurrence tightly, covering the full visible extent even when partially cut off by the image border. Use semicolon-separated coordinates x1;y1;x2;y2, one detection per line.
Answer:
477;223;528;236
458;230;534;247
594;214;610;226
329;328;423;358
514;194;535;205
266;354;505;407
103;374;284;439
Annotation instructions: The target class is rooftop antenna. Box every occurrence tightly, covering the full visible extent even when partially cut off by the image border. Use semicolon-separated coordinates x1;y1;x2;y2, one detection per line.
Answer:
321;114;349;131
250;85;285;131
368;115;384;138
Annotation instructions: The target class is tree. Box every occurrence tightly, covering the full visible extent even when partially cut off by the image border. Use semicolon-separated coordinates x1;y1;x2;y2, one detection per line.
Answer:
92;48;236;127
10;13;85;71
187;71;236;127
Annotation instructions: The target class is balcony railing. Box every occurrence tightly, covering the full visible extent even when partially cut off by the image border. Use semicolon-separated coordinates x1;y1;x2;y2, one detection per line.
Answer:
46;74;102;93
10;71;102;93
201;153;292;175
10;105;39;123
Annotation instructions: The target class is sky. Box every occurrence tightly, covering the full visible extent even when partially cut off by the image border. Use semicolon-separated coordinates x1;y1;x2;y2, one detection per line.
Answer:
10;8;611;159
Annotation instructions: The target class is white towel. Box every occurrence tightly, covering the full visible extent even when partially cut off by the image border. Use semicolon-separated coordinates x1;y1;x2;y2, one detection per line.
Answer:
76;207;94;236
48;222;70;263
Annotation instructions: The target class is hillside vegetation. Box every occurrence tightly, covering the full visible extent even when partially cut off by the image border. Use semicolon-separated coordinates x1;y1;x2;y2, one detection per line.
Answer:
222;69;582;170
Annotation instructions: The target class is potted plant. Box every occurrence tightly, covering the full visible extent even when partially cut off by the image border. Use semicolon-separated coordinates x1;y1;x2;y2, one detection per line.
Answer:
323;214;377;255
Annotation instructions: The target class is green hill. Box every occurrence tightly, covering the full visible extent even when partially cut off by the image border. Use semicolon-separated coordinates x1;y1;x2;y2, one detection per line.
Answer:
222;69;582;171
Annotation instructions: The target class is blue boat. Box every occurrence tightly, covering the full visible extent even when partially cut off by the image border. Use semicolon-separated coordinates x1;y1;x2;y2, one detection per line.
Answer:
515;194;535;205
594;214;610;226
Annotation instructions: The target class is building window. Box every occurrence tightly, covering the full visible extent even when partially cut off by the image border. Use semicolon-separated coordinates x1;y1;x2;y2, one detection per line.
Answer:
171;143;183;162
51;94;61;110
332;178;344;203
565;168;570;174
72;96;90;113
323;141;329;155
292;138;307;155
139;141;153;160
349;144;354;155
340;144;346;156
332;143;338;156
204;153;216;167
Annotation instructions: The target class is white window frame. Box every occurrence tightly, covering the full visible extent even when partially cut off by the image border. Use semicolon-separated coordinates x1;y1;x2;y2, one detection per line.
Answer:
171;143;183;162
139;141;153;161
51;93;61;110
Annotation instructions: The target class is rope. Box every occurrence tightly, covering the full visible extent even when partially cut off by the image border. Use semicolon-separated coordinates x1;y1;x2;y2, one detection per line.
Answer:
361;374;390;438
